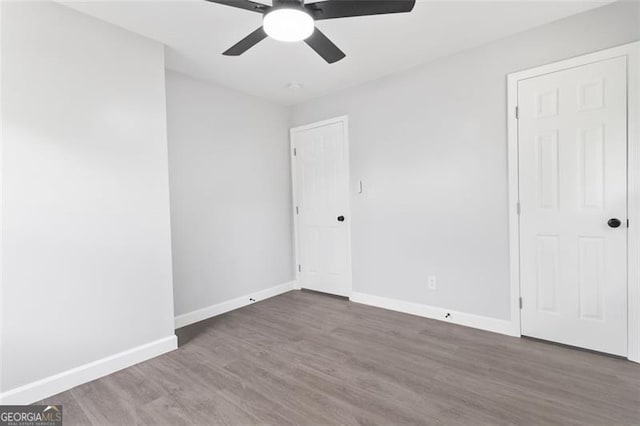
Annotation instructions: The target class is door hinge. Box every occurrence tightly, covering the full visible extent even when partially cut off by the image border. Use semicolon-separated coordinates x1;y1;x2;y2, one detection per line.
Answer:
295;206;299;215
519;297;523;309
515;106;519;119
298;264;301;273
293;147;297;157
516;202;521;215
627;219;630;228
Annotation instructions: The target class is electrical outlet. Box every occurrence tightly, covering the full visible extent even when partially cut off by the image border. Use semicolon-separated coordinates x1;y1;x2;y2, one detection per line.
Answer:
427;275;437;290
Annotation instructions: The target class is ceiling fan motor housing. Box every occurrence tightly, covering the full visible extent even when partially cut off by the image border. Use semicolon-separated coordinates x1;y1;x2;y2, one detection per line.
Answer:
274;0;307;8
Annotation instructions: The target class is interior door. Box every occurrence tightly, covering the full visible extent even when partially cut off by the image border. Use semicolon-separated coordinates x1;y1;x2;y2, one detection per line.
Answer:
518;56;627;356
292;119;351;297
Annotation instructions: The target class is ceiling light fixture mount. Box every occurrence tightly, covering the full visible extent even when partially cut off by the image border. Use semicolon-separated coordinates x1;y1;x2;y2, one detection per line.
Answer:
285;81;303;90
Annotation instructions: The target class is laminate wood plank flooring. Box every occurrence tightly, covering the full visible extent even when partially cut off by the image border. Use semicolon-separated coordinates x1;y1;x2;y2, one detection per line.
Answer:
38;290;640;425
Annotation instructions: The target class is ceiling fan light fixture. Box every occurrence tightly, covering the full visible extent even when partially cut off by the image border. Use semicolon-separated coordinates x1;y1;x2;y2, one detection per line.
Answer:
263;8;314;42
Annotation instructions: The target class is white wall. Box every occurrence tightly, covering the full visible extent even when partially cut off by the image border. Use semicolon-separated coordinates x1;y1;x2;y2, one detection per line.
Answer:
166;71;293;319
0;1;175;399
291;1;640;321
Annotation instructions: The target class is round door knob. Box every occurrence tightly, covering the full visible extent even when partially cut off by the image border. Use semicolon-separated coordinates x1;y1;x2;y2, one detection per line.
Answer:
608;218;622;228
337;216;345;222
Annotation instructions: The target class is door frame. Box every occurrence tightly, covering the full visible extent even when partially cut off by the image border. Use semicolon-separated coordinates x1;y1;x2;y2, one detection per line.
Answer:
507;41;640;361
289;115;353;296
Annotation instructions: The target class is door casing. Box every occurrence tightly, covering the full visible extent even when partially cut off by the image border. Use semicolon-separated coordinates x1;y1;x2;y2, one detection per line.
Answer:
290;115;353;296
507;41;640;362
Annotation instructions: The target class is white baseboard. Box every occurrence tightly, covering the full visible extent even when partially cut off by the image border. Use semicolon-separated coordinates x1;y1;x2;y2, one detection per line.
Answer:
350;292;519;337
174;281;296;329
0;335;177;405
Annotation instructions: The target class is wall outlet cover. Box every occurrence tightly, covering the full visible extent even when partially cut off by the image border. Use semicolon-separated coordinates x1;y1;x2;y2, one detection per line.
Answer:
427;275;437;290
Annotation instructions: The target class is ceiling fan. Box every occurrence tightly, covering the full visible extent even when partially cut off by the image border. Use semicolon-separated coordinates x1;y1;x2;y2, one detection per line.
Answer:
205;0;416;64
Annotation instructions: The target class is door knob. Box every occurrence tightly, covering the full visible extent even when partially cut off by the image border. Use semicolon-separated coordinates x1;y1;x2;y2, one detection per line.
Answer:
607;218;622;228
337;216;345;222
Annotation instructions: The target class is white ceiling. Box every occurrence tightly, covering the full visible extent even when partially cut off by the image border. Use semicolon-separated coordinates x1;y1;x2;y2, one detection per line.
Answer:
60;0;612;105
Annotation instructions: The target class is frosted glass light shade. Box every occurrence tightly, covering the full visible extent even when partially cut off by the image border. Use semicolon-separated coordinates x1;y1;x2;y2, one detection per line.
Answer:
263;8;314;42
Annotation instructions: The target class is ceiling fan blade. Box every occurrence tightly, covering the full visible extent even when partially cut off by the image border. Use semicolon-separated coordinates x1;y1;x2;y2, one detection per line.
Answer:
204;0;269;14
305;0;415;20
223;27;268;56
305;28;345;64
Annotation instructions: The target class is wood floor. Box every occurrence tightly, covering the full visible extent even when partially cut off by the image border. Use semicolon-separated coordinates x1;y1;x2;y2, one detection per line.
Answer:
39;290;640;425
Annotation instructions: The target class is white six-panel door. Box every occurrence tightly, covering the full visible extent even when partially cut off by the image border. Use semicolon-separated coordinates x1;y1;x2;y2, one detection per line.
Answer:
291;118;351;297
518;56;627;356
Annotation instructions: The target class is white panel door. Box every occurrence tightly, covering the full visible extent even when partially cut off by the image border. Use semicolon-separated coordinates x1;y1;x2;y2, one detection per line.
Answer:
518;56;627;356
292;120;351;296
